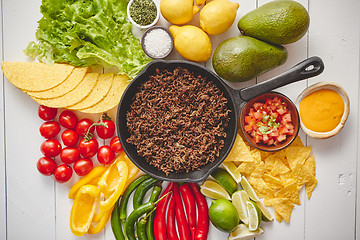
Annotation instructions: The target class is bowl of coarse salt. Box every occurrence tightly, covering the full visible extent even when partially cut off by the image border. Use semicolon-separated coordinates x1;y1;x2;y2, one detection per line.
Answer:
141;26;174;59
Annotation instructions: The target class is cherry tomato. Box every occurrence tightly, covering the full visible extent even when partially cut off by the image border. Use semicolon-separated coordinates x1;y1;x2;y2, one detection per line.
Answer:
78;138;99;158
39;121;61;139
59;110;78;129
96;119;115;139
97;145;115;165
40;139;62;158
54;164;73;183
38;105;57;121
61;129;79;147
76;118;94;136
110;136;123;153
60;147;80;164
36;157;57;176
73;158;93;176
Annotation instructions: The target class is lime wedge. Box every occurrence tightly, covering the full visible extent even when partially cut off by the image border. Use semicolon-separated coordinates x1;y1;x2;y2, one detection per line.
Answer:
246;200;262;231
222;162;242;184
257;200;274;222
211;168;238;194
240;176;260;202
228;224;264;240
200;180;231;200
231;190;249;225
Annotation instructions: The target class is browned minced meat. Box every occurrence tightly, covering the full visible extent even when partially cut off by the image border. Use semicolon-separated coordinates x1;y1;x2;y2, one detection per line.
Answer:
126;67;231;175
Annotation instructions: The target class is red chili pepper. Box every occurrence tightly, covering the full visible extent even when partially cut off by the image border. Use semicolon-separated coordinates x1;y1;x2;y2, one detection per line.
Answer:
154;182;173;240
167;196;180;240
173;182;191;240
189;183;209;240
179;183;196;240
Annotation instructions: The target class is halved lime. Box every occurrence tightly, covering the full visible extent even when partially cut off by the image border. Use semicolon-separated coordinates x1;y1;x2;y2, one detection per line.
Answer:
211;167;238;194
246;200;262;231
228;224;264;240
240;176;260;202
231;190;249;225
257;200;274;222
200;180;231;200
222;162;242;184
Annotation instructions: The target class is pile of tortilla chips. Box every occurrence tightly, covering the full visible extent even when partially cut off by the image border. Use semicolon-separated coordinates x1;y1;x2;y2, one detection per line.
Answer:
1;62;129;113
224;133;317;223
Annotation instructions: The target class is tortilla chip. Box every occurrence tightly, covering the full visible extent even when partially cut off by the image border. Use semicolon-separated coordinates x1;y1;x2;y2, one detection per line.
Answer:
249;177;274;199
224;134;254;163
305;178;317;200
269;156;290;176
274;211;283;222
69;73;113;110
304;155;316;176
262;173;283;190
32;72;98;108
289;136;304;147
26;67;90;99
291;162;317;188
250;161;266;178
1;62;75;91
276;182;301;205
264;198;294;223
235;156;261;178
79;74;129;113
285;146;312;170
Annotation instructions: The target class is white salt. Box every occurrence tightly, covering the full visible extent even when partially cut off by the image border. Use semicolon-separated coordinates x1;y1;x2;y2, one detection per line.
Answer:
143;28;172;58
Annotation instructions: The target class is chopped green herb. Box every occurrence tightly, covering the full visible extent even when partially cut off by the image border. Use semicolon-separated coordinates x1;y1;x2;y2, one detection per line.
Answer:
259;125;273;135
129;0;157;26
262;115;270;122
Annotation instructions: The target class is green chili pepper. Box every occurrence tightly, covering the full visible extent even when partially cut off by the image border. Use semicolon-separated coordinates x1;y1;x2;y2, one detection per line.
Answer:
111;197;125;240
133;177;161;210
119;174;151;224
137;218;148;240
146;211;155;240
149;185;162;203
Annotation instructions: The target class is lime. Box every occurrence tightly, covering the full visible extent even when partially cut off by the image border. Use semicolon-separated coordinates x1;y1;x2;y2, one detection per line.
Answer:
211;168;238;194
240;176;260;202
228;224;264;240
200;180;231;200
209;199;239;233
246;200;262;231
222;162;242;184
257;200;274;222
231;190;249;225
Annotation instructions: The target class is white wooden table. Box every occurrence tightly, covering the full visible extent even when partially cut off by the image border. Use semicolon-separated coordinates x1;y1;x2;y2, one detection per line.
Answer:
1;0;359;239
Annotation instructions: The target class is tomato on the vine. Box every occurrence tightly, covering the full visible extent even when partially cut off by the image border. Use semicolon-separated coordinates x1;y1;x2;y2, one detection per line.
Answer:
59;110;78;129
78;137;99;158
38;105;57;121
39;121;61;139
61;129;79;147
40;139;62;158
73;158;93;176
97;145;115;165
36;157;57;176
54;164;72;183
96;119;115;139
60;147;80;164
110;136;123;153
76;118;94;136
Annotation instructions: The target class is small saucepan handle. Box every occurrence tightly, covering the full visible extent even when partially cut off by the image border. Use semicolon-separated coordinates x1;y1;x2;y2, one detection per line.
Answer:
239;56;325;101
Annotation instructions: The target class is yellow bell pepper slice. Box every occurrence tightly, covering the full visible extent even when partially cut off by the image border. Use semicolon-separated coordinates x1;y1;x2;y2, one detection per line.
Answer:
123;152;140;182
70;185;101;236
87;205;114;235
68;165;107;199
98;159;129;211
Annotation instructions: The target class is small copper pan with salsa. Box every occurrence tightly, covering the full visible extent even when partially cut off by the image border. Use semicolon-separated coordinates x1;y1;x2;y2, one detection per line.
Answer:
116;57;324;182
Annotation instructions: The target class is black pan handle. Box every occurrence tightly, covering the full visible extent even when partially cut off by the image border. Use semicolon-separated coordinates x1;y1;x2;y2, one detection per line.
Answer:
239;56;324;101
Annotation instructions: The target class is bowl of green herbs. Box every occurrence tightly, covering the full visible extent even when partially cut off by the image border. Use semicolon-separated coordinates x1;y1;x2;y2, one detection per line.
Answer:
127;0;160;29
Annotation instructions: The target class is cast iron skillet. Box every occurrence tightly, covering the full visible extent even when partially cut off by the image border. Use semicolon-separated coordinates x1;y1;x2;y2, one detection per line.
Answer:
116;56;324;182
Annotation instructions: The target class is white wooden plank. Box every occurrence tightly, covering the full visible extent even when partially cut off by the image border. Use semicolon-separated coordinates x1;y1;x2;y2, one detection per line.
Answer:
305;0;360;239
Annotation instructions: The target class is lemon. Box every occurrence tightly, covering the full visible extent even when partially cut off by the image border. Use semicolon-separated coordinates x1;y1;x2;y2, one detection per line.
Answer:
222;162;242;184
211;168;238;194
231;190;249;225
169;25;212;62
240;176;260;202
200;180;231;200
199;0;239;35
228;224;264;240
160;0;199;25
246;200;262;231
209;199;239;233
256;200;274;222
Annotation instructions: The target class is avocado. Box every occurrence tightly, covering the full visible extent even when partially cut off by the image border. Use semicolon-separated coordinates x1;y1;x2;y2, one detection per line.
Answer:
238;0;310;45
212;36;288;82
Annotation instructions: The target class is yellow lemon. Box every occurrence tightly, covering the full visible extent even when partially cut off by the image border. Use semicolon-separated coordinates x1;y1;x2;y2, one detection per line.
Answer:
199;0;239;35
160;0;199;25
169;25;212;62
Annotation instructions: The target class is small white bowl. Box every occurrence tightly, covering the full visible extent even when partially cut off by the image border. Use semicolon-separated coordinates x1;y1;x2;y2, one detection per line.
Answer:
295;81;350;139
127;0;160;30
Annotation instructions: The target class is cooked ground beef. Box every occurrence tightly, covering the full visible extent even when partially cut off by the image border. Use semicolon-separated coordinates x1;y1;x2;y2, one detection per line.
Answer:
126;66;231;175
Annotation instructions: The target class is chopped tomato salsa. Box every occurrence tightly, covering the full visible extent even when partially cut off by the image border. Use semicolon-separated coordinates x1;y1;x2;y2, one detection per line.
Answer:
244;96;294;146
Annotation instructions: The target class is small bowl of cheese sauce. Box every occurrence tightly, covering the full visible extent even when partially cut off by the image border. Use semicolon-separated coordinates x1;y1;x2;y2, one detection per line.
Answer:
296;81;350;139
